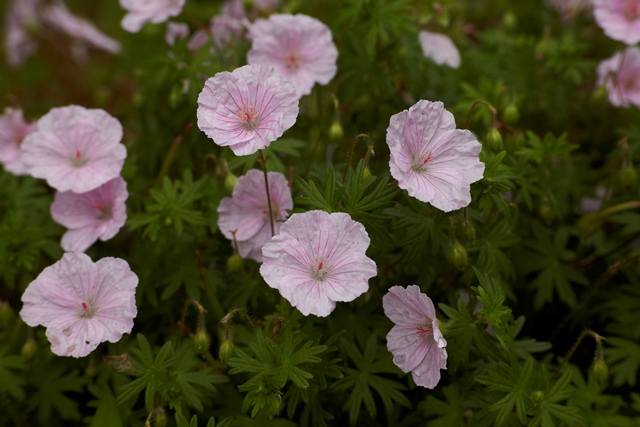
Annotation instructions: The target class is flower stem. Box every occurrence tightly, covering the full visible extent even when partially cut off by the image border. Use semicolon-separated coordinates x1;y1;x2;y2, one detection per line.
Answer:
258;150;275;236
464;100;497;129
155;122;193;187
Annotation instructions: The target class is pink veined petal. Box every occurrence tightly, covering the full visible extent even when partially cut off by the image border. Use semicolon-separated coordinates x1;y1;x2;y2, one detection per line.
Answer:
418;30;461;69
386;324;432;373
593;0;640;45
120;0;186;33
277;273;336;317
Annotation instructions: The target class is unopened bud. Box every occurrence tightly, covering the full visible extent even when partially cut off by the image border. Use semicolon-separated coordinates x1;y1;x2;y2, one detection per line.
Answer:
225;173;238;192
486;128;503;152
0;300;14;327
154;407;168;427
619;167;637;188
362;167;372;180
503;10;518;31
329;121;344;141
227;254;243;272
503;104;519;125
463;222;476;242
164;216;172;226
531;390;544;403
592;359;608;383
194;329;211;355
448;243;467;271
219;339;235;364
21;339;38;360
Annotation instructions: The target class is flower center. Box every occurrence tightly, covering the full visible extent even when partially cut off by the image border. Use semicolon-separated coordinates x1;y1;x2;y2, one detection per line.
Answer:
310;257;330;281
236;104;261;130
416;323;433;338
95;202;113;220
79;301;97;319
624;0;640;21
260;202;280;218
410;152;434;173
283;50;301;70
69;149;88;168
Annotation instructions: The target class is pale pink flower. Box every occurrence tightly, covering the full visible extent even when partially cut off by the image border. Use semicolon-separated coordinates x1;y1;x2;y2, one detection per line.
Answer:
597;47;640;108
0;108;37;176
247;14;338;98
418;30;461;69
383;285;447;389
20;253;138;358
197;64;298;156
211;0;247;50
120;0;186;33
4;0;41;67
593;0;640;45
51;177;128;253
260;210;377;317
165;21;189;45
21;105;127;194
386;100;485;212
42;2;121;54
218;169;292;262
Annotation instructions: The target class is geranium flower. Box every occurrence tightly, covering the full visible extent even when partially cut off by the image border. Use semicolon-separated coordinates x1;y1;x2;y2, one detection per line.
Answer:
42;2;121;54
21;105;127;194
386;100;485;212
593;0;640;45
0;108;36;175
597;47;640;108
51;176;128;253
120;0;186;33
247;14;338;98
20;253;138;358
418;30;461;69
383;285;447;389
218;169;292;262
260;210;377;317
197;64;298;156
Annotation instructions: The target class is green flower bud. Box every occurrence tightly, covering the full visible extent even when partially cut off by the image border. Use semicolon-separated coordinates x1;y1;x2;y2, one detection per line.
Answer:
531;390;544;403
153;407;167;427
329;121;344;141
194;329;211;355
21;339;38;361
225;173;238;192
164;216;172;226
0;300;14;327
448;243;467;271
503;10;518;31
463;221;476;242
592;359;608;383
485;128;503;151
219;339;235;364
227;254;243;272
362;167;372;180
619;167;637;188
502;104;519;125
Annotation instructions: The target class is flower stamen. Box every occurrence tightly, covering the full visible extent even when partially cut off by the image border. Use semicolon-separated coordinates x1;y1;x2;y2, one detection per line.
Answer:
310;257;330;281
283;49;301;70
236;104;261;130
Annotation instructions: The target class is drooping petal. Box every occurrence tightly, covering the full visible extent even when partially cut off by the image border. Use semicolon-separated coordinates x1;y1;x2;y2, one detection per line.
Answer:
418;31;461;69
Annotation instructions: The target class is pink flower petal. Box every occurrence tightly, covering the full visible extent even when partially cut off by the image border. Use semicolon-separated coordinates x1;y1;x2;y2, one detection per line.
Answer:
418;31;461;69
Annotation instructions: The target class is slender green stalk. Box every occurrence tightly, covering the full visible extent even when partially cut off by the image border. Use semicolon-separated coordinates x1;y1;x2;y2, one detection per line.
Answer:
258;150;275;236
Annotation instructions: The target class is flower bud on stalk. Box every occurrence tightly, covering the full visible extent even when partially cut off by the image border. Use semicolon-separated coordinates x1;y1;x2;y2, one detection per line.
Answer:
486;128;503;151
463;221;476;242
225;173;238;192
219;339;235;364
21;339;38;360
448;242;468;271
619;167;637;188
227;253;243;271
329;121;344;141
194;329;211;356
502;103;519;125
592;359;608;383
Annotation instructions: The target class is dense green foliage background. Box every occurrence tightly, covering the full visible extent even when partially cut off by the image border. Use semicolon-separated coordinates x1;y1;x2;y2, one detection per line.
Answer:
2;0;640;425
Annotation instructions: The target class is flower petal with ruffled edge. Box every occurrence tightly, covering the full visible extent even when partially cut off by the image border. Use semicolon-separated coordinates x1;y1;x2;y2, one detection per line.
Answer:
418;30;461;69
597;47;640;108
21;105;126;194
197;64;299;156
593;0;640;45
247;14;338;98
0;108;36;175
120;0;186;33
383;285;447;389
387;100;485;212
20;253;138;358
260;210;377;317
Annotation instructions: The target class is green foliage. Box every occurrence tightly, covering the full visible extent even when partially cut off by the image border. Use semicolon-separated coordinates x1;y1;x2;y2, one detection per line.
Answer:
0;346;26;400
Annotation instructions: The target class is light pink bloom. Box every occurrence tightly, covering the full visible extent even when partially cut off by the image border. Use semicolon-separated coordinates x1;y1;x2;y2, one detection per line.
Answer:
597;47;640;108
20;253;138;358
197;64;298;156
21;105;127;194
593;0;640;45
51;177;128;253
0;108;37;176
383;285;447;389
260;210;377;317
418;30;461;69
386;100;485;212
165;21;189;45
218;170;292;262
211;0;246;50
247;14;338;98
4;0;41;67
42;2;121;54
120;0;186;33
